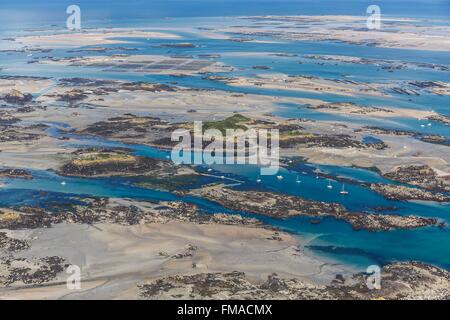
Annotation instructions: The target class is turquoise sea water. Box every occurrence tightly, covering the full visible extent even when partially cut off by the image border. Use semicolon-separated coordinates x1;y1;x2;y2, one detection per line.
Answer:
0;0;449;271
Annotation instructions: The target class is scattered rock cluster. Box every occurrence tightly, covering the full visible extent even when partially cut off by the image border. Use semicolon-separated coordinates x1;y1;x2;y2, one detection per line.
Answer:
370;183;450;202
0;256;66;286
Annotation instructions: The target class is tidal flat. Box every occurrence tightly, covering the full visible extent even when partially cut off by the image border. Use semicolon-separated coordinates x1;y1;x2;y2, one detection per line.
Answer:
0;7;450;300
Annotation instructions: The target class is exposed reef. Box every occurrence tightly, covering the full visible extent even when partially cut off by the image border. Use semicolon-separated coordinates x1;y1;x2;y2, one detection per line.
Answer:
0;256;66;287
303;54;450;72
0;169;33;180
361;126;449;146
279;131;387;150
186;185;438;231
1;89;32;104
0;198;261;230
59;149;169;178
0;232;30;252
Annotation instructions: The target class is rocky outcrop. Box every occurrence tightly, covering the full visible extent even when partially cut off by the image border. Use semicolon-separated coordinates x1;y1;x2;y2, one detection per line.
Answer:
0;169;33;180
344;212;438;231
0;129;42;143
188;185;439;231
0;256;66;286
158;42;196;48
0;232;30;252
138;261;450;300
0;198;261;230
59;150;166;177
383;165;450;193
188;184;346;218
280;132;387;150
0;111;20;125
361;126;449;146
370;183;450;202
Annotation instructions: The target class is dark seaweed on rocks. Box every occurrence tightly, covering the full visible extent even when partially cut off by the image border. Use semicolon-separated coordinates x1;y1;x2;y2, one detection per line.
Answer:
1;89;32;104
0;256;66;286
0;168;33;179
189;186;438;231
280;133;387;150
1;198;261;230
59;155;163;177
384;165;450;193
0;232;30;252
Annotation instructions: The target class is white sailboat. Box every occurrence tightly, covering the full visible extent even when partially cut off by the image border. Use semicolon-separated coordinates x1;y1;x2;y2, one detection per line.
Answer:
339;184;349;195
296;175;301;183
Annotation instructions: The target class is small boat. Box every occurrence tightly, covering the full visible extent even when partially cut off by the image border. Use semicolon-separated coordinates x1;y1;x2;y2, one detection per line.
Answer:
61;181;66;186
207;168;213;172
276;175;284;180
339;184;349;195
256;176;262;183
296;175;301;183
327;180;333;189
